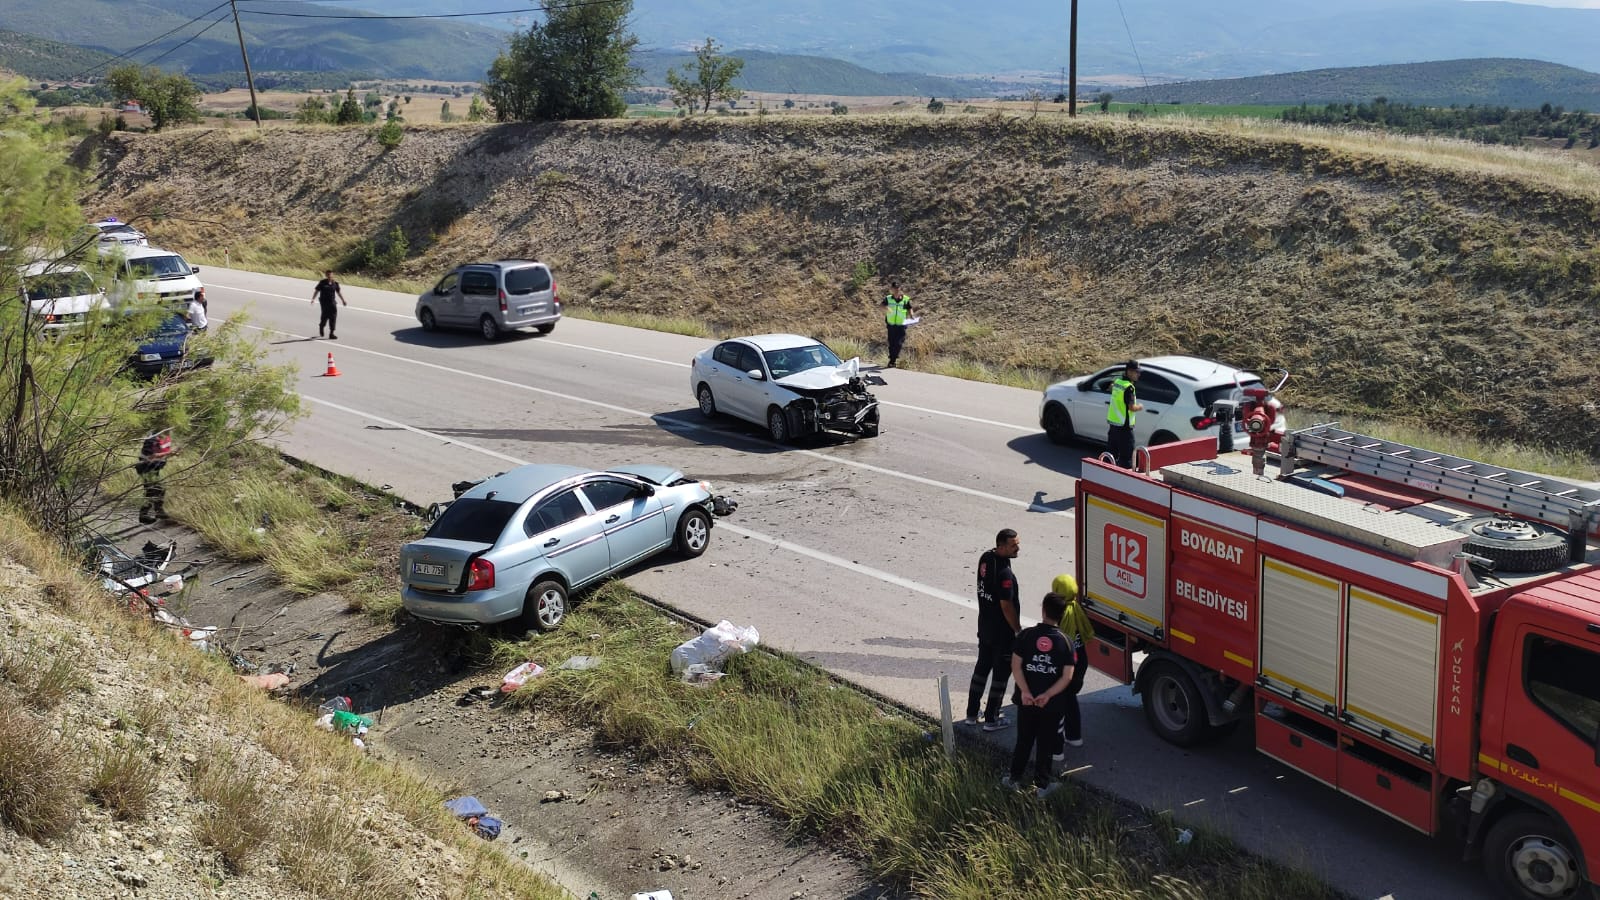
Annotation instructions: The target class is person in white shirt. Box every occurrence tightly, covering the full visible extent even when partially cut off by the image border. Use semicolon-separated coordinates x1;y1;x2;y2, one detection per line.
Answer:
187;296;208;332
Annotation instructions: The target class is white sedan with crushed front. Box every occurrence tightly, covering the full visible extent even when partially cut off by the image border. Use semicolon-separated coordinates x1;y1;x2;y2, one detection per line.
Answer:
690;334;880;442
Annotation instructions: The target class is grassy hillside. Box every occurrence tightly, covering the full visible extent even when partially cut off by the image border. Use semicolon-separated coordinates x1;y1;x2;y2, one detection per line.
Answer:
86;118;1600;457
1117;58;1600;112
0;28;113;81
636;49;981;98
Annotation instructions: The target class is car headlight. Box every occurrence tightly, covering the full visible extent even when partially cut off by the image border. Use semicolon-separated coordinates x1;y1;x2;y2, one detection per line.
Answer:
699;481;713;494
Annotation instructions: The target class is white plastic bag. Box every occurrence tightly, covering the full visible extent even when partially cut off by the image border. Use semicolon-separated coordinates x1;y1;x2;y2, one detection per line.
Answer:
669;620;759;675
499;661;545;693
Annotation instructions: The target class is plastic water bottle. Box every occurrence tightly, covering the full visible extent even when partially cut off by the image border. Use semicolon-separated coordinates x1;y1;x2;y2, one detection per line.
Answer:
317;696;353;715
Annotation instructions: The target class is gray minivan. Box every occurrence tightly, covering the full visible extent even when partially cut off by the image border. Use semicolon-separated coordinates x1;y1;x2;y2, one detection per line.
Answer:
415;260;561;341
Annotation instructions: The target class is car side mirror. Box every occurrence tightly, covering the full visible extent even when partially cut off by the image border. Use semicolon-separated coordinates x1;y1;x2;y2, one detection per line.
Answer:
747;369;766;381
638;484;656;497
1078;381;1094;392
190;267;199;274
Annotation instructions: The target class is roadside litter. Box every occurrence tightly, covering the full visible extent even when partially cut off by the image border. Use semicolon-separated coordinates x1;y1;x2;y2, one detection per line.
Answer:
669;620;759;681
238;672;291;691
557;655;601;671
443;796;502;840
314;696;373;748
631;891;674;900
457;685;497;705
500;661;545;693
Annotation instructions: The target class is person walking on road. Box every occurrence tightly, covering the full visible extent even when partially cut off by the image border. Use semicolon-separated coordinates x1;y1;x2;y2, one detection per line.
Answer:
1107;360;1144;468
311;270;347;339
1050;573;1091;758
1003;591;1077;798
968;528;1022;732
881;280;913;368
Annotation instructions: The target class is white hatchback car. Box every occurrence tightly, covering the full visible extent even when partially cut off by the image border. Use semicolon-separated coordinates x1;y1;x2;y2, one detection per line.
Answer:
691;334;880;442
1039;356;1262;448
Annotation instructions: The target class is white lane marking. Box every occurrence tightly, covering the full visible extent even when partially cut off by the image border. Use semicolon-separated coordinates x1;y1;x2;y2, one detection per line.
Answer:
234;319;1072;517
300;393;991;617
212;280;1042;433
304;397;527;465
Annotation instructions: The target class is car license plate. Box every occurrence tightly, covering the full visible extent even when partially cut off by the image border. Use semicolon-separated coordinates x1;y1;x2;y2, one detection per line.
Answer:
412;562;446;577
140;353;163;362
518;306;534;315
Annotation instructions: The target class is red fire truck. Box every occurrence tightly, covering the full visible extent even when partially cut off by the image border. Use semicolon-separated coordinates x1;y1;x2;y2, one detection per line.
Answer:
1076;426;1600;900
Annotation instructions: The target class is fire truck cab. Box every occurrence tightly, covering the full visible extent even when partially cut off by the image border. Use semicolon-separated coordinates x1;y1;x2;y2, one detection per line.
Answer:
1076;427;1600;900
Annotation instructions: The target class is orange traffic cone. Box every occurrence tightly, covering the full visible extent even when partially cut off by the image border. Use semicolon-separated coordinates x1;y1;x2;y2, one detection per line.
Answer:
322;352;342;377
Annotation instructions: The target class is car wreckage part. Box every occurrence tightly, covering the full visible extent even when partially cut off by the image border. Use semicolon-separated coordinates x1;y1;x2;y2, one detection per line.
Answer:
782;380;880;437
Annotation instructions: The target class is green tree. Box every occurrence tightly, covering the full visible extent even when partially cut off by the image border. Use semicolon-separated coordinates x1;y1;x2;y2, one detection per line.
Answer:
376;117;404;149
466;95;488;122
0;78;299;541
335;88;363;125
1096;92;1114;113
664;37;744;114
363;90;382;109
926;97;945;114
295;94;331;124
103;65;201;132
385;98;401;120
482;0;639;122
439;100;455;123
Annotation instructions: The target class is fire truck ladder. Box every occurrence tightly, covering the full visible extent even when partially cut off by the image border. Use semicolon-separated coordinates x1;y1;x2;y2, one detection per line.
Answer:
1284;426;1600;539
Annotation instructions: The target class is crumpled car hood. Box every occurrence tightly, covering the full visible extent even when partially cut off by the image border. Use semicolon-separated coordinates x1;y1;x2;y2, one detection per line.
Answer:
774;358;861;391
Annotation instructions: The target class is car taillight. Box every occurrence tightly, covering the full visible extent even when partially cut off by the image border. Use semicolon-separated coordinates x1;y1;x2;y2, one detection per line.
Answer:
466;558;495;592
498;289;508;313
1191;415;1216;430
552;280;559;302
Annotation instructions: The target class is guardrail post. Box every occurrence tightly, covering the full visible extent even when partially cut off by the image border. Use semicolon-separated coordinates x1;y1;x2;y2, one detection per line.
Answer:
937;674;955;760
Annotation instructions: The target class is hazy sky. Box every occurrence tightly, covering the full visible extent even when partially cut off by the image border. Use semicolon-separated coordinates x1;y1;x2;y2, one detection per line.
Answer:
1463;0;1600;7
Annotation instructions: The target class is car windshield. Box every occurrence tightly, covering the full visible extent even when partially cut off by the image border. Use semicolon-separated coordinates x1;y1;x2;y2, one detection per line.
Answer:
762;344;842;380
24;271;96;302
426;498;520;544
100;224;139;235
128;255;190;279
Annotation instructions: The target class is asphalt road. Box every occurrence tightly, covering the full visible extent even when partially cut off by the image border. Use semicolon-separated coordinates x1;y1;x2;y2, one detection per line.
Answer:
207;267;1486;900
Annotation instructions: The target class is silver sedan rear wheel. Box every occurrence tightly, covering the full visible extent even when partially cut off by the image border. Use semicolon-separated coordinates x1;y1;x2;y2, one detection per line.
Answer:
697;384;717;418
521;578;567;632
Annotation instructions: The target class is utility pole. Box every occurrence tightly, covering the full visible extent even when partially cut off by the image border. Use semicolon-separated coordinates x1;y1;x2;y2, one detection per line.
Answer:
1068;0;1079;117
229;0;262;129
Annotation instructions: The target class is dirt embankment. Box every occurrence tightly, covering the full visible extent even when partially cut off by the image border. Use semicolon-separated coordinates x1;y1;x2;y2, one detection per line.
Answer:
87;118;1600;454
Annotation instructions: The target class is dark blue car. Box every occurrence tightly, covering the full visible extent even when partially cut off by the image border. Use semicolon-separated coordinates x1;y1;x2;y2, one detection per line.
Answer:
128;314;212;378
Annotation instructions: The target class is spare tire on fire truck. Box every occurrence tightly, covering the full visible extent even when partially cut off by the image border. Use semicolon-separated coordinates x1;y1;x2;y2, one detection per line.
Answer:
1449;515;1569;573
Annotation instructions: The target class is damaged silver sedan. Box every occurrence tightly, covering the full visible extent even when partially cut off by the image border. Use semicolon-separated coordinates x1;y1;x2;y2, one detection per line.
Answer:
691;334;881;442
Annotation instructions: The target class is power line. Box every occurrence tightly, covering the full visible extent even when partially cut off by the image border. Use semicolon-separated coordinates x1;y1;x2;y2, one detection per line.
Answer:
70;1;233;81
1113;0;1151;95
237;0;628;19
144;13;234;68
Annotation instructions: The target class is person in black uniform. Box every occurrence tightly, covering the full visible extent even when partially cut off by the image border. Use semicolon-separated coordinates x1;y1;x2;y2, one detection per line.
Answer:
967;529;1022;731
1004;591;1077;798
310;270;347;339
136;430;174;525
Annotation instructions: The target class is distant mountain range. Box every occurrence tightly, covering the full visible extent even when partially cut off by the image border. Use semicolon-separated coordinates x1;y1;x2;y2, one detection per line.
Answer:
7;0;1600;86
0;28;114;82
0;0;506;82
244;0;1600;82
1114;58;1600;111
635;50;985;99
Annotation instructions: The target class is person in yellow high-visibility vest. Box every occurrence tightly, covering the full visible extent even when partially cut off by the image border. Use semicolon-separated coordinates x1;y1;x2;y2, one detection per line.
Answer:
1106;360;1144;468
881;280;913;368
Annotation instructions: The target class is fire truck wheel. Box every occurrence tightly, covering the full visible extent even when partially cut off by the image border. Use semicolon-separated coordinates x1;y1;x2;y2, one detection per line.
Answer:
1142;661;1211;747
1450;516;1570;573
1042;402;1076;445
1482;810;1583;900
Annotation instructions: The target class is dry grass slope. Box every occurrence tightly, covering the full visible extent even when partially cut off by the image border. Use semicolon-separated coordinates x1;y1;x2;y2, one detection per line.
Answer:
0;506;564;899
88;116;1600;458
